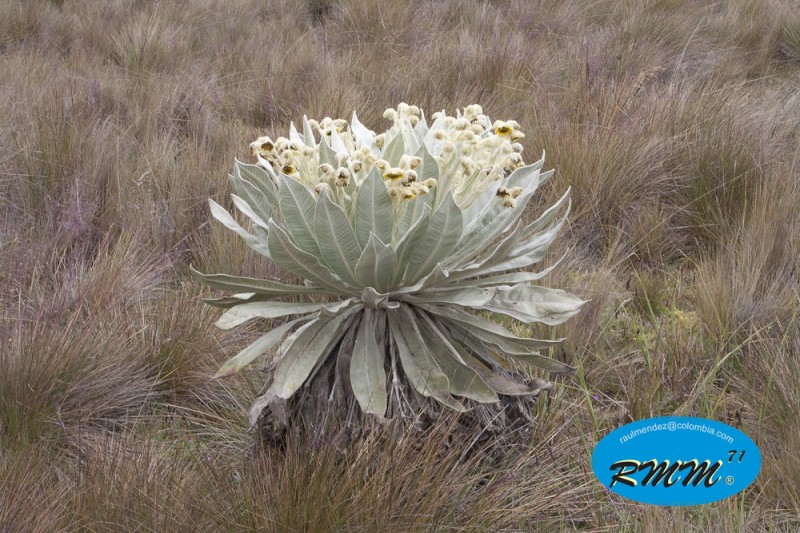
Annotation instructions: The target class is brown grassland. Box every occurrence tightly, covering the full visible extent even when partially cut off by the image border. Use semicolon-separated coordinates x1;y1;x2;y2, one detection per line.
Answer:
1;0;799;530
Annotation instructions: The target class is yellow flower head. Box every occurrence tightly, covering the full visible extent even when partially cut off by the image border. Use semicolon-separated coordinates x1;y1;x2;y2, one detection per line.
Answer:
494;121;513;136
383;167;404;181
250;136;274;158
402;170;418;184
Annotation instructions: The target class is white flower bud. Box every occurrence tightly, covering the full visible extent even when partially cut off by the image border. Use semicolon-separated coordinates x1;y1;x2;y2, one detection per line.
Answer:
335;167;351;187
453;118;469;130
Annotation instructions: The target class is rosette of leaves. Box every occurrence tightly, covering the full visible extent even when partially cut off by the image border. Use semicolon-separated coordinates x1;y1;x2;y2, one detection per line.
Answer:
194;105;585;426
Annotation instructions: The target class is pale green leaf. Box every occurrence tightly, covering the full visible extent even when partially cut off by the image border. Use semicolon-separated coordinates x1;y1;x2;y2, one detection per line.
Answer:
455;178;542;268
351;111;378;156
468;213;567;277
279;176;320;255
318;298;359;318
354;167;393;248
443;256;564;288
482;284;586;326
202;292;274;308
229;171;275;226
407;193;463;282
208;200;271;259
235;160;280;210
269;306;362;399
303;116;317;148
443;320;574;374
350;309;388;416
318;136;338;167
230;194;269;229
448;220;524;276
420;304;563;352
360;287;399;309
191;265;337;296
432;144;461;211
414;310;498;403
213;316;311;378
354;233;397;292
267;220;353;292
382;131;405;166
439;334;539;396
390;204;430;286
388;306;466;411
214;301;328;330
315;192;363;285
289;121;303;145
413;112;428;139
522;188;572;247
329;127;349;155
400;120;419;155
399;286;496;308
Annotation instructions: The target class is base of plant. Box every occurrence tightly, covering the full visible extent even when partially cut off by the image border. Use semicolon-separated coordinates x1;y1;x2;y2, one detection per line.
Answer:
251;354;555;452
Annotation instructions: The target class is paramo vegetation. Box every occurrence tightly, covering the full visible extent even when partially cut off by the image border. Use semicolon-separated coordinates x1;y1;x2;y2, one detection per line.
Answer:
1;0;799;530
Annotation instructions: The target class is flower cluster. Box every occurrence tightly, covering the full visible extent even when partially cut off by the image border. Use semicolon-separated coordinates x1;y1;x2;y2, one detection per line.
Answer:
248;103;529;209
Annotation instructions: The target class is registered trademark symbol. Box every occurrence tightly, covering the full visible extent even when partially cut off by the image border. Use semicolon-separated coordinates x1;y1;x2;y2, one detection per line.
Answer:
725;476;735;485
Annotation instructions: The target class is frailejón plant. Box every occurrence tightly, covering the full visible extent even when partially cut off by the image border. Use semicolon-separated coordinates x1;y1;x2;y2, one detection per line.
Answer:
194;103;585;424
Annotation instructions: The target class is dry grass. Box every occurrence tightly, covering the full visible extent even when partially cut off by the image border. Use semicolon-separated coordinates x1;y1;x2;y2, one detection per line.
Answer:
1;0;799;530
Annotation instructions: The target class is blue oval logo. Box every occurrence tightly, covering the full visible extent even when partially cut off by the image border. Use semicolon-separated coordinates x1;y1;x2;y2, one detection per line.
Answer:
592;416;761;506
